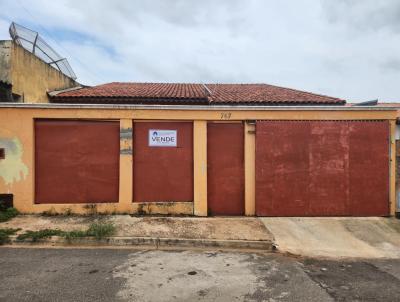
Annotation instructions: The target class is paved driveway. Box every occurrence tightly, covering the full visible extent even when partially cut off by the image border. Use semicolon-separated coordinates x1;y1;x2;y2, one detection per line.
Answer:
1;247;400;301
260;217;400;258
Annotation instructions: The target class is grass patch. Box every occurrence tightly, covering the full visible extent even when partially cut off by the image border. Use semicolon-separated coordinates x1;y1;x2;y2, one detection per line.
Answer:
64;230;87;240
64;223;116;240
85;222;116;239
16;222;116;242
0;228;20;245
0;208;19;222
17;229;65;242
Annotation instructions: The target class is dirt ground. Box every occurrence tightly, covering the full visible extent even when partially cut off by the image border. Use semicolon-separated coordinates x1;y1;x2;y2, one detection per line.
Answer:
108;216;271;240
1;215;95;233
1;215;272;241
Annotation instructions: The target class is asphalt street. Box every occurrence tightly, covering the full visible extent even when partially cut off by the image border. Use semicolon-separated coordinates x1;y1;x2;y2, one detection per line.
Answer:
0;247;399;302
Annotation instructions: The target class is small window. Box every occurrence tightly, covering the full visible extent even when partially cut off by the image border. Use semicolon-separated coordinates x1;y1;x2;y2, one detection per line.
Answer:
0;148;5;159
0;194;13;209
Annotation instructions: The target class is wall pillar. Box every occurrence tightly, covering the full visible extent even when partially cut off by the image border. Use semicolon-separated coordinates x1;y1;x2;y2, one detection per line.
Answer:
244;122;256;216
193;120;207;216
118;119;133;212
390;120;396;216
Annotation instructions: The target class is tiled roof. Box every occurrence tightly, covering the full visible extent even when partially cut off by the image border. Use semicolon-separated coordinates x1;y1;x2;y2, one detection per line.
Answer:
51;82;345;105
205;84;344;104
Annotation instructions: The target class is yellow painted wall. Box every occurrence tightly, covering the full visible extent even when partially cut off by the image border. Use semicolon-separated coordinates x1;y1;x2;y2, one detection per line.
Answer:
10;42;79;103
0;106;397;216
244;122;256;216
193;120;208;216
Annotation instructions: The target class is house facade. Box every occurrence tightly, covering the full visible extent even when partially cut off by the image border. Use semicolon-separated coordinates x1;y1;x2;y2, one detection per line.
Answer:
0;82;397;217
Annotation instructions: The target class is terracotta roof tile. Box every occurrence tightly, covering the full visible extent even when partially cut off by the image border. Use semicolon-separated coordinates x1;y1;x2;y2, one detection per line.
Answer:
52;82;345;105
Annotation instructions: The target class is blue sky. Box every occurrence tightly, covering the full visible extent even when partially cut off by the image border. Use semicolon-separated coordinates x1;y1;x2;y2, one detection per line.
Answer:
0;0;399;102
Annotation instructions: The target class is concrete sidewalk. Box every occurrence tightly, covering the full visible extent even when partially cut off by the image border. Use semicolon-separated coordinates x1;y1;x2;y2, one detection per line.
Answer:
2;215;400;258
1;215;274;250
260;217;400;259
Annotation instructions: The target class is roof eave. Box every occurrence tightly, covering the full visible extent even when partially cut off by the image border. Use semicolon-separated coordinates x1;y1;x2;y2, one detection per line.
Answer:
51;96;210;105
51;96;345;106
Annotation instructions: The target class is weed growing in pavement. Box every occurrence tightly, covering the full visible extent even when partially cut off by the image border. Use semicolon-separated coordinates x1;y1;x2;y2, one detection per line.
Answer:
16;229;65;242
16;222;116;242
63;230;87;240
0;228;21;245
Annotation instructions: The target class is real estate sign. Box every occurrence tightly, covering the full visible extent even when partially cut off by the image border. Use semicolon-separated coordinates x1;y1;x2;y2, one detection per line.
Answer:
149;129;177;147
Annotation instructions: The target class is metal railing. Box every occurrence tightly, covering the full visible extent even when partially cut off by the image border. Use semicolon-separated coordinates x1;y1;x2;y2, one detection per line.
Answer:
9;22;77;80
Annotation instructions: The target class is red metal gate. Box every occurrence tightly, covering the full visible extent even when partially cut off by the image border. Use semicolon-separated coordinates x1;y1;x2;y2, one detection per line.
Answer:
35;119;120;204
207;123;244;215
255;121;389;216
133;121;193;202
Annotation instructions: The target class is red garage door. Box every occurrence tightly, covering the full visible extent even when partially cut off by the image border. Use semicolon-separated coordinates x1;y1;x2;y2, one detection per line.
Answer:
256;121;389;216
207;123;244;215
35;119;120;204
133;121;193;202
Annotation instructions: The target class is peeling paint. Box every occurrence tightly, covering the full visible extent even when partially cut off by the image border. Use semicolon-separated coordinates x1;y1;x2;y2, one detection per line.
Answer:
120;127;133;155
120;127;132;139
133;201;193;215
0;137;28;185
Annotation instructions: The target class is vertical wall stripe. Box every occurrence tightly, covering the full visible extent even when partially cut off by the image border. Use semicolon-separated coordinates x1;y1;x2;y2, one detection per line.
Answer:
244;122;256;216
119;119;133;211
193;120;208;216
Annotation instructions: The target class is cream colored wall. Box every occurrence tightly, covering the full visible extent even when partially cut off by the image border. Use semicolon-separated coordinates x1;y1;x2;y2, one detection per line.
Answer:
10;42;79;103
0;106;397;216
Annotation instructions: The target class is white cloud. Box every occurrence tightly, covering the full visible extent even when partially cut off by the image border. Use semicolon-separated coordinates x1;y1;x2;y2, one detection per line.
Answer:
0;0;399;101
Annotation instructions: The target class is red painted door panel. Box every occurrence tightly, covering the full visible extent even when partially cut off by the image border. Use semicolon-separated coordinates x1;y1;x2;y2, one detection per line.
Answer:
308;122;349;215
207;123;244;215
256;121;389;216
35;119;120;204
133;121;193;202
256;121;311;216
348;122;390;215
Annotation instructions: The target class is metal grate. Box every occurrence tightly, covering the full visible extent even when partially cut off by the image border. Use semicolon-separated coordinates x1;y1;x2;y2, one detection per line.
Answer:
9;22;77;80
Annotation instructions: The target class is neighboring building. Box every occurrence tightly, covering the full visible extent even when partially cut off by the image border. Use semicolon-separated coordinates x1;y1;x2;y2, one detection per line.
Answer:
0;23;80;103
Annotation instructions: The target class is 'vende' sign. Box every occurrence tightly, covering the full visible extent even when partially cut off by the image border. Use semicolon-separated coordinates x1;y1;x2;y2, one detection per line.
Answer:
149;129;177;147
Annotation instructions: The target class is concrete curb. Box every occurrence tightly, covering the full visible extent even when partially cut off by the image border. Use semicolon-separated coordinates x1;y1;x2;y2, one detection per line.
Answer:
5;236;274;251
